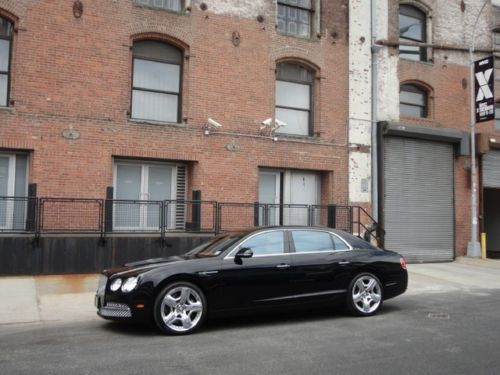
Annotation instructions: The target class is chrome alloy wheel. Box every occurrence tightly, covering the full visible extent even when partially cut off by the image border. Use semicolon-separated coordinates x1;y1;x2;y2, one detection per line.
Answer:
160;286;204;333
351;275;382;314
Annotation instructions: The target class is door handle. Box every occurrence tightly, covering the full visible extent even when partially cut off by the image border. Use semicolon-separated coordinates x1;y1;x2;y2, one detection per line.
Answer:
276;264;291;269
338;261;350;265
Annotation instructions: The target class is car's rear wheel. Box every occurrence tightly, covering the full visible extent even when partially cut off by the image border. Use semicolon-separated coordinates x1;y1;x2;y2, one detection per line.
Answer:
153;282;206;335
347;273;383;316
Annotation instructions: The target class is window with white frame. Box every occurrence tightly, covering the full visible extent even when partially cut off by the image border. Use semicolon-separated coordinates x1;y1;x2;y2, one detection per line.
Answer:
135;0;183;12
400;84;428;118
0;16;13;107
275;62;314;136
277;0;313;38
113;161;186;231
0;154;28;230
131;40;183;123
399;4;427;61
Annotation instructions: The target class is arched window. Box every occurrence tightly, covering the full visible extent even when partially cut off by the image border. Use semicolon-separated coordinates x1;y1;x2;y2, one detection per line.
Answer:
399;4;427;61
275;62;314;136
0;16;13;107
400;84;427;118
131;40;182;123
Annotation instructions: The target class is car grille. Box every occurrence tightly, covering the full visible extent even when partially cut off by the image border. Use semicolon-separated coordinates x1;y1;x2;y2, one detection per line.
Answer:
99;302;132;318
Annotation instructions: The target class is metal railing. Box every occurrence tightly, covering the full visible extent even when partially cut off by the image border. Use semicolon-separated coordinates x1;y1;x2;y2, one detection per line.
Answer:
0;196;384;246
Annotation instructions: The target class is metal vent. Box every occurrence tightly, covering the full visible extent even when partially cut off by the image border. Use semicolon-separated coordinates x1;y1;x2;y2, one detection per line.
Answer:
175;165;187;230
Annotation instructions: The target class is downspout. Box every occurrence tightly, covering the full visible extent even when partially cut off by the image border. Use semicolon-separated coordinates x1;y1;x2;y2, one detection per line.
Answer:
371;0;379;222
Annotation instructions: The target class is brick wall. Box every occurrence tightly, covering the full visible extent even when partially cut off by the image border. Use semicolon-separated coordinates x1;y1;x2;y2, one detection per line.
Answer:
0;0;350;208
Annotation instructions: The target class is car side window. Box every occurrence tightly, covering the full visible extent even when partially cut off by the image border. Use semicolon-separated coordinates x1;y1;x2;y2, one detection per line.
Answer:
291;230;334;253
332;234;350;251
239;231;284;256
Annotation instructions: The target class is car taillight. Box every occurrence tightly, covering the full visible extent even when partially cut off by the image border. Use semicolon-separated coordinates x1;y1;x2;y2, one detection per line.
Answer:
400;257;407;270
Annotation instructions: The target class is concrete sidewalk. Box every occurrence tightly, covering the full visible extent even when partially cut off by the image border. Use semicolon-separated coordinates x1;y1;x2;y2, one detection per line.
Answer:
0;257;499;326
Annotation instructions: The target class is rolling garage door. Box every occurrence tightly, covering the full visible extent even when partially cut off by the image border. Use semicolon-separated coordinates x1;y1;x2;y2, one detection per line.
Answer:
483;150;500;188
384;137;454;262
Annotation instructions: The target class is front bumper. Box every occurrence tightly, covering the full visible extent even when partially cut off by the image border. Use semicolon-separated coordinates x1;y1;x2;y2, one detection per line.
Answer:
95;294;132;319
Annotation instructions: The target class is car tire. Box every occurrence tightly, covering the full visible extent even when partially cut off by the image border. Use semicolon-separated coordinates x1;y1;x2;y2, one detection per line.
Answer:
346;273;383;317
153;281;207;335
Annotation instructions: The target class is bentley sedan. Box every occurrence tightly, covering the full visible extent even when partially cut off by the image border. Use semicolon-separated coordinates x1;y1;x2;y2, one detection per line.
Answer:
95;227;408;335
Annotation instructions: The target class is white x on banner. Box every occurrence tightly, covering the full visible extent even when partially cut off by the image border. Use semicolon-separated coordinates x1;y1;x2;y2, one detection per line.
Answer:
476;68;493;101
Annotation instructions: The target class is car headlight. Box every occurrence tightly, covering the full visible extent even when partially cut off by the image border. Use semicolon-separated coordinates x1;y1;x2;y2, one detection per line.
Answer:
110;278;122;292
121;277;139;293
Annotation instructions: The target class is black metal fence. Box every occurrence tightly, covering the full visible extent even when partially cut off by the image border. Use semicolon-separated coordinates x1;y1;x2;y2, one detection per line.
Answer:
0;197;384;246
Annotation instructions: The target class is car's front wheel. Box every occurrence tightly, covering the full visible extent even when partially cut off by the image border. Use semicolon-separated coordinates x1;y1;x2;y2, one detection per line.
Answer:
154;281;207;335
347;273;383;316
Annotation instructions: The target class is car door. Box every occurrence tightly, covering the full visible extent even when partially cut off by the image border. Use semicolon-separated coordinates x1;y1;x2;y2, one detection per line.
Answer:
210;229;294;312
289;229;357;302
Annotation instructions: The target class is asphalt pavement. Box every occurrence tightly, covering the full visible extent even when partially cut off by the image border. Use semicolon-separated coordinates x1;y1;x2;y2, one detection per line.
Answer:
0;257;499;375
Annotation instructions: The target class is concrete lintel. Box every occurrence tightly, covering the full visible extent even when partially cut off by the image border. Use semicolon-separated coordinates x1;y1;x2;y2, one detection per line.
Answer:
379;121;470;156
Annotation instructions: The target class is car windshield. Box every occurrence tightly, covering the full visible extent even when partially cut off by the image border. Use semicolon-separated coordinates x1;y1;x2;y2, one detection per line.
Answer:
186;234;243;258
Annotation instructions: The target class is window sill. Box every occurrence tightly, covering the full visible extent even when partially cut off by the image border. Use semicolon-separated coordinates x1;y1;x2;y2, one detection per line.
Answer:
399;57;434;66
276;31;320;43
0;106;15;113
133;2;189;16
128;118;186;128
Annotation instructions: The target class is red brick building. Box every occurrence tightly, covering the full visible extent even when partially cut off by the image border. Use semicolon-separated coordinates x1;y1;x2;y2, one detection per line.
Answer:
0;1;358;273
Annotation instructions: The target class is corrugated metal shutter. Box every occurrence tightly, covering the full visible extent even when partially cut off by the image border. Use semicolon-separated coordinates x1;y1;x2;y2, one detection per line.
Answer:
483;150;500;188
384;137;454;262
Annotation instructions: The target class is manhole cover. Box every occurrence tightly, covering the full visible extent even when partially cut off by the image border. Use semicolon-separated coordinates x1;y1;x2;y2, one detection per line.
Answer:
428;312;450;320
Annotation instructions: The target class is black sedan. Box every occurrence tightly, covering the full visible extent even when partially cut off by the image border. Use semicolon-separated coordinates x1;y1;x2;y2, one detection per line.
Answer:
95;227;407;335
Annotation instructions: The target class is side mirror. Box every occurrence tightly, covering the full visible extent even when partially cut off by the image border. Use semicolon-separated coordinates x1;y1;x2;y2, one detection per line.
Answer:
235;247;254;259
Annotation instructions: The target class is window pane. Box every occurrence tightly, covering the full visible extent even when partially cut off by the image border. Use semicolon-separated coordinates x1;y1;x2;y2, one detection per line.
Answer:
495;33;500;48
240;231;284;255
399;45;422;61
400;103;424;117
332;235;349;250
277;4;311;37
133;40;182;64
276;81;310;109
0;17;12;38
280;0;311;9
292;230;333;253
0;74;7;106
275;107;309;135
0;157;8;196
115;165;141;229
13;155;27;230
133;59;180;93
277;63;313;83
0;39;10;71
400;88;425;106
116;165;142;200
132;90;178;122
399;14;423;41
135;0;181;12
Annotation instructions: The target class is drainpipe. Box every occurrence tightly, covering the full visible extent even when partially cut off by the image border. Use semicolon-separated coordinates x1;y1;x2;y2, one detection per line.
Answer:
371;0;379;222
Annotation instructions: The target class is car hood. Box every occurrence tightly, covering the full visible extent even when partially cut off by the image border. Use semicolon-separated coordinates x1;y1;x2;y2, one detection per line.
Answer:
104;255;188;277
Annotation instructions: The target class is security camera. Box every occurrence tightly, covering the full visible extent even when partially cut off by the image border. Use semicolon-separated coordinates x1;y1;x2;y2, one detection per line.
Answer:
261;118;273;127
274;118;287;128
207;118;223;128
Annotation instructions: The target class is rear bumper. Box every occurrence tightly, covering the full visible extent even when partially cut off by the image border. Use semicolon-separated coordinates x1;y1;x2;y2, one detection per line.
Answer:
384;271;408;300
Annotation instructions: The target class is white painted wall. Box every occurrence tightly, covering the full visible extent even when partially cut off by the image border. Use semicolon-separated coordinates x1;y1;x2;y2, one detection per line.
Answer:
197;0;270;19
348;0;373;203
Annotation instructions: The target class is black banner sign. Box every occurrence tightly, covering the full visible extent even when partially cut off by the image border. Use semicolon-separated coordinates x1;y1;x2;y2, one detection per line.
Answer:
474;56;494;123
